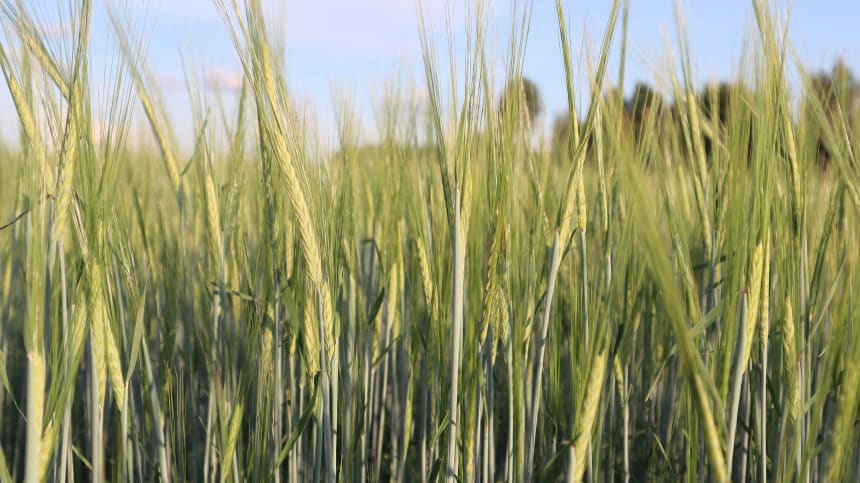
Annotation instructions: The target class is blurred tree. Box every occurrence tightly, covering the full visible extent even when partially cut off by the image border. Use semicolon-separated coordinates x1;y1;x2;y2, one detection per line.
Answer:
551;83;666;165
803;59;860;170
696;82;755;163
551;113;572;162
627;82;665;132
500;77;543;131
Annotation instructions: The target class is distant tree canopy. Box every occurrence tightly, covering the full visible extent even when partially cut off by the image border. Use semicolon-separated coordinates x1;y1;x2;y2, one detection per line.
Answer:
550;114;573;161
627;82;665;129
811;59;860;111
802;59;860;169
697;82;754;128
693;82;755;161
550;83;667;163
548;61;860;172
500;77;543;130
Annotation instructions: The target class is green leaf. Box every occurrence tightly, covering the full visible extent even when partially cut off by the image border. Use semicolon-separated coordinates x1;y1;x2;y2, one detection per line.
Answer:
428;458;443;482
366;287;386;326
0;447;12;483
125;288;147;385
430;411;450;448
271;374;320;474
0;349;10;396
538;446;568;482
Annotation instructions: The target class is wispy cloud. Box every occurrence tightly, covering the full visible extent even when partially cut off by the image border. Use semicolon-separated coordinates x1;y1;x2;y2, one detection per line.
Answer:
205;68;243;91
152;73;181;90
36;20;73;39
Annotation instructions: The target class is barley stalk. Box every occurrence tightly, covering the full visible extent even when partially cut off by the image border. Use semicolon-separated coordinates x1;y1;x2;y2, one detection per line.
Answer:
0;3;857;483
24;351;45;483
445;187;466;483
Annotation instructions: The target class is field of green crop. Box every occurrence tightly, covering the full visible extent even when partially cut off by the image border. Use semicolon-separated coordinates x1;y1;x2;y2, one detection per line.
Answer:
1;0;859;481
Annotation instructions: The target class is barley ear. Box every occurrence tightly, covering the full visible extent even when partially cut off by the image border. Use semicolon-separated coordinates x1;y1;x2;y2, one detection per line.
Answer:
782;297;798;421
220;400;244;482
571;347;608;483
415;236;434;308
742;241;765;368
303;290;320;377
576;171;587;233
37;420;57;480
89;261;107;405
104;316;125;412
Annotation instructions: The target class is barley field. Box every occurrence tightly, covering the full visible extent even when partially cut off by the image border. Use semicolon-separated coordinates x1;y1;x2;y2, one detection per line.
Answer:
1;0;859;482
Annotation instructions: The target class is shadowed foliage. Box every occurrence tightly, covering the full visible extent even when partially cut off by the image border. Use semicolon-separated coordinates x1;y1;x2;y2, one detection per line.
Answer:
802;60;860;170
500;76;543;131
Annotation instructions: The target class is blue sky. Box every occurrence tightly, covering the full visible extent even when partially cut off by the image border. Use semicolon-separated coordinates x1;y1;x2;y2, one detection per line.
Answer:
2;0;860;148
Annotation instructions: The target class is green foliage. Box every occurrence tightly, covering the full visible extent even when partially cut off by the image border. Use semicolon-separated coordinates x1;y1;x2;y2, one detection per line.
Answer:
500;76;543;130
0;1;859;482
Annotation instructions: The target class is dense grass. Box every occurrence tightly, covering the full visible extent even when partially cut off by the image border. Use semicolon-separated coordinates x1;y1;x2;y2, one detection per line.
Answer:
1;0;859;482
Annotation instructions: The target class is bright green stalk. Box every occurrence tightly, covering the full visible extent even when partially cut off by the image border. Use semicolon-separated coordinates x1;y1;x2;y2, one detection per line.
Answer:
524;231;561;483
726;294;748;474
445;188;465;483
317;289;335;483
142;337;170;482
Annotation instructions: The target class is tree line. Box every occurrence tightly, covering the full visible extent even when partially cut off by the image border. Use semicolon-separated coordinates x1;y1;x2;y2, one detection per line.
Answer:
499;61;860;171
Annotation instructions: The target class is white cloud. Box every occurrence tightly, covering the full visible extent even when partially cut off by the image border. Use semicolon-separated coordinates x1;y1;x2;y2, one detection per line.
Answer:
205;68;243;91
36;21;73;39
152;73;181;90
